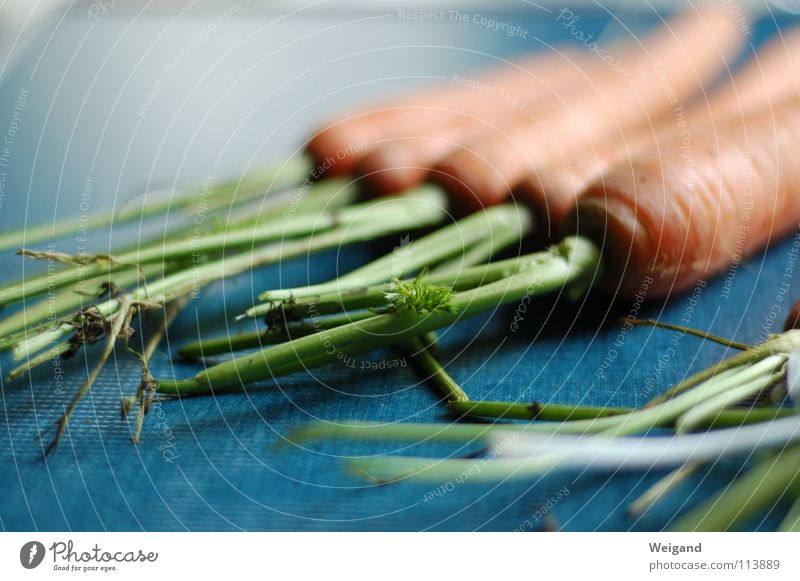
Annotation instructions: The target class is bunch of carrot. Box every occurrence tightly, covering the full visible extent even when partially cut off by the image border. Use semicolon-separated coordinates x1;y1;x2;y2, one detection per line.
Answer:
3;6;800;529
173;6;800;398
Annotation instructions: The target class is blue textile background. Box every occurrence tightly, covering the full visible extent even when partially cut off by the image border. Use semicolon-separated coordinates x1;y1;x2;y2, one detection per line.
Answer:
1;4;799;531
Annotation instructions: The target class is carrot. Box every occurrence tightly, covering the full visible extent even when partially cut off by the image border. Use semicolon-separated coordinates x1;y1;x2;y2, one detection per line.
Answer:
568;102;800;299
306;50;589;176
517;154;605;241
355;118;487;195
705;28;800;122
353;50;633;195
519;28;800;240
355;110;523;196
433;7;747;211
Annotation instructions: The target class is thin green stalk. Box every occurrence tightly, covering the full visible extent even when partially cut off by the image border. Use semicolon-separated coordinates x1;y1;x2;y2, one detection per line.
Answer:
0;179;368;308
305;348;800;479
669;446;800;531
96;211;327;264
438;354;790;437
0;260;133;311
598;356;787;436
129;297;188;444
258;204;533;302
11;188;447;365
0;265;162;342
644;336;793;407
178;311;375;359
289;421;517;446
128;174;357;253
7;340;73;381
623;317;752;351
344;417;800;485
189;204;524;384
223;175;359;227
243;251;552;320
448;398;794;427
628;463;701;517
703;406;796;428
20;179;372;272
448;400;631;421
0;155;313;252
20;181;376;270
675;370;785;433
397;231;516;404
0;329;35;352
14;299;122;361
401;336;469;403
429;219;527;274
156;236;601;395
291;405;799;448
189;156;312;215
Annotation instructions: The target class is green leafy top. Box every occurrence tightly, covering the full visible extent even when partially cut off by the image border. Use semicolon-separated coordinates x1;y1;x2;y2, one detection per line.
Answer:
384;272;456;315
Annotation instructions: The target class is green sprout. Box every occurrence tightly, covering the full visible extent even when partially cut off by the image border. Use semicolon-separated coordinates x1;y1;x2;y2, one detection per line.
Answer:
384;272;457;315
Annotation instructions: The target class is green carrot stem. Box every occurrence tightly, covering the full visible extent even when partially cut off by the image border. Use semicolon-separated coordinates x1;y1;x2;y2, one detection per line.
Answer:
627;463;701;517
178;311;375;359
14;299;122;361
7;340;73;381
223;175;359;226
597;356;788;436
675;370;785;433
623;317;752;351
345;428;800;485
449;399;794;427
0;329;35;352
130;297;188;444
258;203;533;302
9;189;447;359
0;179;376;305
419;217;527;275
244;251;551;320
401;336;469;403
0;155;313;252
0;180;372;308
186;157;313;215
289;420;512;445
0;260;132;311
669;446;800;532
290;405;798;447
643;333;800;407
0;265;162;343
33;180;365;269
87;210;327;265
448;399;630;421
442;355;790;436
703;406;795;428
157;236;601;395
235;212;518;398
122;175;357;261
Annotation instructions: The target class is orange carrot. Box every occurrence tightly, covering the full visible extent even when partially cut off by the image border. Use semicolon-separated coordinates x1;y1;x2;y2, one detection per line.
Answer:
569;103;800;299
433;7;746;211
520;28;800;240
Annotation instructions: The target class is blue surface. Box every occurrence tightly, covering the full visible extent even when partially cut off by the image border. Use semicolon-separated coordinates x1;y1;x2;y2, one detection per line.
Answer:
1;3;799;531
